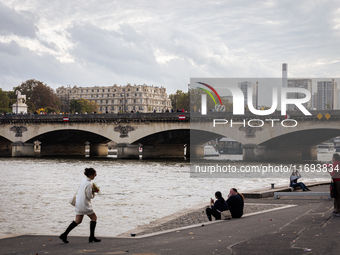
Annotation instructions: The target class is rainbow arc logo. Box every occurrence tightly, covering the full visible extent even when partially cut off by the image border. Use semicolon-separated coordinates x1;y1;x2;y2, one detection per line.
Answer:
196;82;223;107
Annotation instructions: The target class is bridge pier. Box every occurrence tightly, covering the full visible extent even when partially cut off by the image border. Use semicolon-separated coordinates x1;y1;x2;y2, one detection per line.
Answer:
12;142;35;157
243;144;317;161
117;143;140;159
0;140;12;157
90;144;108;157
142;144;185;159
40;144;86;157
302;145;317;160
186;144;204;158
243;144;266;161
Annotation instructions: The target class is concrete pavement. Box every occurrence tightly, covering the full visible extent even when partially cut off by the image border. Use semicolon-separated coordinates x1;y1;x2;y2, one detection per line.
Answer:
1;184;338;255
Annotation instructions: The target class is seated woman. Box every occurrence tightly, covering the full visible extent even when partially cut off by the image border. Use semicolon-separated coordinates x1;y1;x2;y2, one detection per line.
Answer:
206;191;229;221
290;170;310;191
227;188;244;218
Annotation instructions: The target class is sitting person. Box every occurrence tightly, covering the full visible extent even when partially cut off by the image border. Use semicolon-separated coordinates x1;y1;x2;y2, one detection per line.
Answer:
227;188;244;218
206;191;229;221
290;170;310;191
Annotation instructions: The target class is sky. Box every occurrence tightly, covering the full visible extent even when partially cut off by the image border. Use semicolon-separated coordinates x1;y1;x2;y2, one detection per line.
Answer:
0;0;339;95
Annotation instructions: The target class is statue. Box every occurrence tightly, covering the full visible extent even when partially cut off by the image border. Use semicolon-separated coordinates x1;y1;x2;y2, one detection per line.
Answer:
16;90;26;104
12;90;28;114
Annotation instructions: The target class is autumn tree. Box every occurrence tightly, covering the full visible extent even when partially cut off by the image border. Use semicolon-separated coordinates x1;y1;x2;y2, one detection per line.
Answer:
15;80;60;113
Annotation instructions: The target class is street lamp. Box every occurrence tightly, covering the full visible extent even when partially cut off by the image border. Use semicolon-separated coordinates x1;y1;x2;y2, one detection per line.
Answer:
188;83;190;112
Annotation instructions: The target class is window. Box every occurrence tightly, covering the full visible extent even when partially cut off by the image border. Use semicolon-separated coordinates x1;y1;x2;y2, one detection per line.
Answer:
96;95;98;97
86;90;88;92
108;89;110;92
103;89;105;92
97;89;99;92
140;99;143;103
102;94;104;97
128;89;130;91
135;94;137;97
134;99;136;103
91;95;93;98
92;89;94;92
81;90;83;93
106;100;108;104
111;100;114;103
137;88;139;91
127;93;129;97
107;94;110;97
111;107;114;110
114;89;116;92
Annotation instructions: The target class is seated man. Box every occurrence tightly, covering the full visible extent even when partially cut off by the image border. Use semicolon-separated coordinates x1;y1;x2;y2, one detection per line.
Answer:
227;188;244;218
206;191;229;221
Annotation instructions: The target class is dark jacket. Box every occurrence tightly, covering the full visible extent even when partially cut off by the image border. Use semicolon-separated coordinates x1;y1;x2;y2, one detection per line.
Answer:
227;194;244;218
211;198;229;212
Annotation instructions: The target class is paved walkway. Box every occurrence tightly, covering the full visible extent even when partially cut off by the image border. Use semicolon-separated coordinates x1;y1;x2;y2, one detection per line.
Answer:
1;184;338;255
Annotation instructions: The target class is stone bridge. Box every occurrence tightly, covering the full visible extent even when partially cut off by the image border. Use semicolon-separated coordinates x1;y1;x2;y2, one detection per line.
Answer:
0;111;340;160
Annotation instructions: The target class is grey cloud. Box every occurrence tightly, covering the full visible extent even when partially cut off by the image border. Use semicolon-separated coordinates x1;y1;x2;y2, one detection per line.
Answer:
0;1;38;38
0;40;21;56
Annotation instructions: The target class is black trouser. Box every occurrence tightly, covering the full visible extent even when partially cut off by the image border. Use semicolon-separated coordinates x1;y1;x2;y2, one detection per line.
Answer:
206;208;221;221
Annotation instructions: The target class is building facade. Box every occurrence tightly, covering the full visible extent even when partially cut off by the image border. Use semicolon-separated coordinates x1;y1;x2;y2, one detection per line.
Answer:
238;81;258;109
56;84;172;113
317;80;337;110
287;79;312;110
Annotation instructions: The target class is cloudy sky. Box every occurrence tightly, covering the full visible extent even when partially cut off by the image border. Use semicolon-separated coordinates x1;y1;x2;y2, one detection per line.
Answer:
0;0;339;94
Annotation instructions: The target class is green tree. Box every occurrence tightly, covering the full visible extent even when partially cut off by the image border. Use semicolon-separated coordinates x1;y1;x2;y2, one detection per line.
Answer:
169;90;189;111
69;98;98;113
0;89;11;113
189;88;232;112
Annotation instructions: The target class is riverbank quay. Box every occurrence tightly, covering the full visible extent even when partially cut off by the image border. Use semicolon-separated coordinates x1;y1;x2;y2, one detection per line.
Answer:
1;183;337;255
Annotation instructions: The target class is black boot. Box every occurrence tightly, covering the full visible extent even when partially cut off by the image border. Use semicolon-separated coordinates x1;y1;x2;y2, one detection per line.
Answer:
89;221;101;243
59;221;78;243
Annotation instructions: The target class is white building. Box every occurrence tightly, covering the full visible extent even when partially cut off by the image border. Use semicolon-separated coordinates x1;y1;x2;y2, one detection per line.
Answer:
238;81;258;109
56;83;172;113
317;79;337;110
287;79;312;110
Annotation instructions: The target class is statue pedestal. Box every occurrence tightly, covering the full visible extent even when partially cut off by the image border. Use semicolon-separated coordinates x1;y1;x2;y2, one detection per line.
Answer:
12;103;28;114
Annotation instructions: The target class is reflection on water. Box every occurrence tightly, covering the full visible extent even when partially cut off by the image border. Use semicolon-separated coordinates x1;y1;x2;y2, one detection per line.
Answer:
0;153;333;237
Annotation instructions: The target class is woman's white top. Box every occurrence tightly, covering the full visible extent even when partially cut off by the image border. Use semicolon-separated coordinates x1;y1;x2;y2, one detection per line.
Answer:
75;177;94;215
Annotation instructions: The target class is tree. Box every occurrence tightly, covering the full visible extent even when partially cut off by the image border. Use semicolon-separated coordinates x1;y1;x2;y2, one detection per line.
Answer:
169;90;189;111
0;89;11;113
14;79;60;113
30;82;60;112
69;98;98;113
189;88;233;112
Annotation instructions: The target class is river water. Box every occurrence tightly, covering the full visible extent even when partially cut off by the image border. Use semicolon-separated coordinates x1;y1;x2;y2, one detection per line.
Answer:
0;153;333;237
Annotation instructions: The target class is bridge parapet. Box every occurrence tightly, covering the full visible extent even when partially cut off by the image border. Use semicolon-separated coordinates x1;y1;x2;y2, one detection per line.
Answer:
0;113;190;124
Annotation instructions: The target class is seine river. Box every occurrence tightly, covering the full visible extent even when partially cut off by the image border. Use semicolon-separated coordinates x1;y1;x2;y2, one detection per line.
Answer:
0;153;332;237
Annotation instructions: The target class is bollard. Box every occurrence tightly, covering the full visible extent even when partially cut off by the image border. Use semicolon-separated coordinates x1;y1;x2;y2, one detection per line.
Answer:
271;183;275;189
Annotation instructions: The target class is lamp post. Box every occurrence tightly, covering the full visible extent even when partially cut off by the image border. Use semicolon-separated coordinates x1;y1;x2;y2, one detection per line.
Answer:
188;83;190;112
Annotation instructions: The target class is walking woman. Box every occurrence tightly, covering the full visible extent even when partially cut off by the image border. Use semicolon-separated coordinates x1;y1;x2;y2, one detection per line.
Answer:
59;168;101;243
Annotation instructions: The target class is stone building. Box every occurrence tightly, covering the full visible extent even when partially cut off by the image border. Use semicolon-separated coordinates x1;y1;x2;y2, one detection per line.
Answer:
56;83;172;113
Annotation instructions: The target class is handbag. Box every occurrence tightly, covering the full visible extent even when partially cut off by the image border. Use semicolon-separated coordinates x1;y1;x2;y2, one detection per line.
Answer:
330;182;337;198
69;194;76;206
69;184;80;206
219;210;232;220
